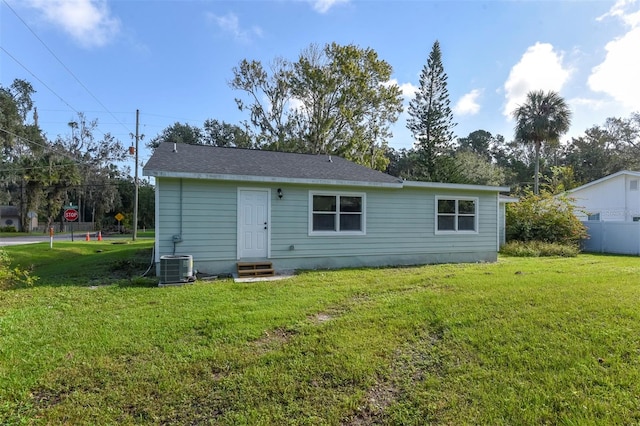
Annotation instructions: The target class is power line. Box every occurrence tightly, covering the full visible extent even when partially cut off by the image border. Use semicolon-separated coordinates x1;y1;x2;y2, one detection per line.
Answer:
1;0;133;136
0;47;82;118
0;126;132;170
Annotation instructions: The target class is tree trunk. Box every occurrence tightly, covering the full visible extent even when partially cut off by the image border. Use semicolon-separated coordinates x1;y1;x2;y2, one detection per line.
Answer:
534;140;541;194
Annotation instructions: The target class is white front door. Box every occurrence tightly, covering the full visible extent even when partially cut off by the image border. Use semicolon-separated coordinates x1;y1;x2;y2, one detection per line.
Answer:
238;189;270;259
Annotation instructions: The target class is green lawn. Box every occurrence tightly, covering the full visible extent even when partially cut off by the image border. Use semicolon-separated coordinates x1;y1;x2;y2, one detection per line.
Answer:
1;244;639;424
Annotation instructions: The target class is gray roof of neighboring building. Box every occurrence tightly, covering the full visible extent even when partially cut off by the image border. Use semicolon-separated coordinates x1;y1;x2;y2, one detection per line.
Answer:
0;206;19;216
143;142;403;186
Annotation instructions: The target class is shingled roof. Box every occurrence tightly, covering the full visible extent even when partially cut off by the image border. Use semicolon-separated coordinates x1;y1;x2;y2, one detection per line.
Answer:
143;142;402;187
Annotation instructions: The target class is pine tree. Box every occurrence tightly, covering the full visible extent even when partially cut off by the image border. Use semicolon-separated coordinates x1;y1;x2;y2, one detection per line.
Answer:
407;40;456;181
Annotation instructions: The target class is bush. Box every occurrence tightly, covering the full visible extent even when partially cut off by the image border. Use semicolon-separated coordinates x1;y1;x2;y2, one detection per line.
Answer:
0;226;17;232
0;250;38;290
506;190;587;245
500;241;580;257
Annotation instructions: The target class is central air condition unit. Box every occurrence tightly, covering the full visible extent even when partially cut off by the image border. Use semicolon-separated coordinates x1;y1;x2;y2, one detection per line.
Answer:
159;255;194;285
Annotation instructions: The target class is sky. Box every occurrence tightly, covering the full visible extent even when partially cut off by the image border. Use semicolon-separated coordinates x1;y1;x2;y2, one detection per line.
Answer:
2;0;640;175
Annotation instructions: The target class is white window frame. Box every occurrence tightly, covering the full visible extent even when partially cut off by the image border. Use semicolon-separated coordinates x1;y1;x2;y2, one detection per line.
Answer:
435;196;479;234
587;212;601;221
308;191;366;236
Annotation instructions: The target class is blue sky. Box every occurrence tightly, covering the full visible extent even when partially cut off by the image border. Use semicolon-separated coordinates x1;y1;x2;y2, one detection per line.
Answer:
2;0;639;174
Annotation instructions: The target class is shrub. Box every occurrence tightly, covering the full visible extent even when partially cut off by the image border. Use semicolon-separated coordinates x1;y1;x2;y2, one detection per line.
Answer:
506;190;587;245
0;250;38;290
500;241;580;257
0;226;17;232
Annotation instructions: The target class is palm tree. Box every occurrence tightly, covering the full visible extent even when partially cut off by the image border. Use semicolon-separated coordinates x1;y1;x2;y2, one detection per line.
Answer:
513;90;572;194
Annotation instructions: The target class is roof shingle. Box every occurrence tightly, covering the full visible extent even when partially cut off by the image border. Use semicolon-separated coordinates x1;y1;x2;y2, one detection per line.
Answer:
143;142;402;185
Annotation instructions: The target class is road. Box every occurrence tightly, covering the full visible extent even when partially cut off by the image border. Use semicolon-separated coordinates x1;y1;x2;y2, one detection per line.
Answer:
0;233;94;247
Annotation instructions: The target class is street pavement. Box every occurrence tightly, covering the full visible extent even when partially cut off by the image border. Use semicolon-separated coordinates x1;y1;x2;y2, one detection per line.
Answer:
0;233;89;246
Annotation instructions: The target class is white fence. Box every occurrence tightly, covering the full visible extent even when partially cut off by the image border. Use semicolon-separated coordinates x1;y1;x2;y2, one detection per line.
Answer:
582;221;640;255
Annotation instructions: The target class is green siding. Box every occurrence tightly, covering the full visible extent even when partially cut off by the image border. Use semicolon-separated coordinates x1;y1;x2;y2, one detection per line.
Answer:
156;178;500;274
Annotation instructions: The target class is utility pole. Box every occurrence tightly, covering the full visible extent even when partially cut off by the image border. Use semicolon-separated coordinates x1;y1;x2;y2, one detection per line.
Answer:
133;109;140;241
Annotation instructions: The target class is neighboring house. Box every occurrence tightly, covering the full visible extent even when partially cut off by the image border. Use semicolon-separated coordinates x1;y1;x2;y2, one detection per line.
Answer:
0;206;21;231
143;142;510;276
567;170;640;255
567;170;640;222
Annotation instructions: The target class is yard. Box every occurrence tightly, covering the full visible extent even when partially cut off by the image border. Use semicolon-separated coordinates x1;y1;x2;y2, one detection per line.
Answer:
1;242;639;424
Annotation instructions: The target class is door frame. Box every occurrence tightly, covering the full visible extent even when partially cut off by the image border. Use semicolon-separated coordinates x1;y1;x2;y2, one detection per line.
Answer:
237;187;271;260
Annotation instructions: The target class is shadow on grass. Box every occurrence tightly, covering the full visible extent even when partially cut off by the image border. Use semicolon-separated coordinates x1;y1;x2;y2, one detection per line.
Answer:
2;241;157;289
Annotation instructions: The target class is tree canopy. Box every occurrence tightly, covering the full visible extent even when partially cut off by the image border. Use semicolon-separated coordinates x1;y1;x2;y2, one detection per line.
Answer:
513;90;572;194
0;79;153;232
230;42;403;170
406;40;456;181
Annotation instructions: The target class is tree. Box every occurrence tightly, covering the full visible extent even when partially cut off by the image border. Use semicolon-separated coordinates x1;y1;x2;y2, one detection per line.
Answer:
147;122;204;149
513;90;572;194
506;190;587;245
202;119;253;148
457;129;494;160
231;57;296;151
57;113;126;227
563;126;618;184
407;40;456;181
603;113;640;171
230;43;403;170
454;151;506;186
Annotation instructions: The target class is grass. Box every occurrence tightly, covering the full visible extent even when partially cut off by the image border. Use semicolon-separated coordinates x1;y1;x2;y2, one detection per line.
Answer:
500;240;580;257
1;244;639;424
0;229;155;239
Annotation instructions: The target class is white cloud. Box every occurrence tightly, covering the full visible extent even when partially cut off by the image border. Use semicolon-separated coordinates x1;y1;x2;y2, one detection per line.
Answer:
384;79;417;101
207;12;263;43
311;0;349;14
597;0;640;27
589;1;640;110
26;0;120;48
454;89;482;116
502;42;571;117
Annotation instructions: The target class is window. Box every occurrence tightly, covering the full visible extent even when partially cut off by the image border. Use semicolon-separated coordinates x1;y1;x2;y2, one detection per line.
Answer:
436;197;478;232
587;213;601;221
310;192;365;235
630;179;638;191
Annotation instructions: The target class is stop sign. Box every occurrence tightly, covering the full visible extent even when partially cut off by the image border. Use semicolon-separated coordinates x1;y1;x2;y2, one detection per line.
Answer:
64;209;78;221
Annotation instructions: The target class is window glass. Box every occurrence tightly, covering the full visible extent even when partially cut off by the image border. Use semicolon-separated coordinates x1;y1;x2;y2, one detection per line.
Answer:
313;195;336;212
340;196;362;213
458;216;475;230
340;214;362;231
438;216;455;231
436;198;477;232
311;193;364;234
458;200;475;214
438;199;455;214
313;214;336;231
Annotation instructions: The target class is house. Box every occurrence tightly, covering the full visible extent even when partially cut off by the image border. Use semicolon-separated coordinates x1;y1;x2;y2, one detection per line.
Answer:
567;170;640;222
143;142;510;277
0;206;21;231
567;170;640;255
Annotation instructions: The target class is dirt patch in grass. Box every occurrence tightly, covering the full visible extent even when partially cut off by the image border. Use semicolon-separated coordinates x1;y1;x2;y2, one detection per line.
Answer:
312;313;333;323
309;293;374;325
251;327;298;353
345;326;447;424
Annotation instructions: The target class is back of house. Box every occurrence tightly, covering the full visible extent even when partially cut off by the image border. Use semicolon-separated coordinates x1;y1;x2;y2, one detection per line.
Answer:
143;142;510;279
